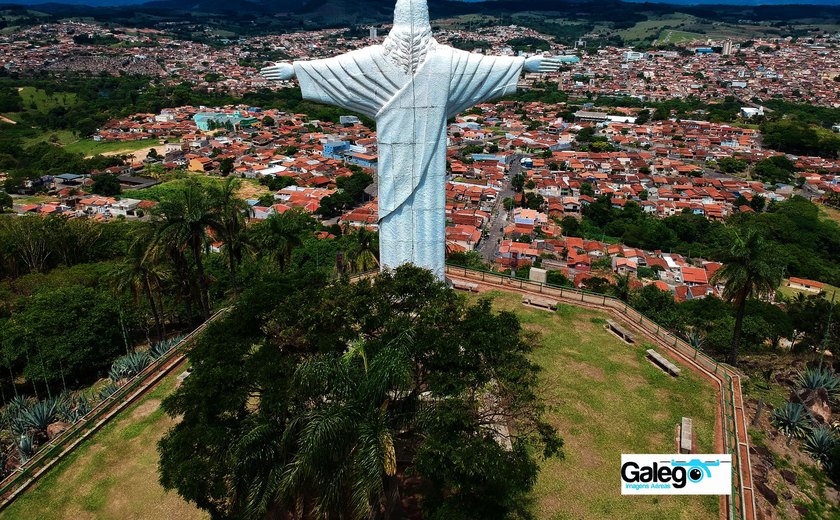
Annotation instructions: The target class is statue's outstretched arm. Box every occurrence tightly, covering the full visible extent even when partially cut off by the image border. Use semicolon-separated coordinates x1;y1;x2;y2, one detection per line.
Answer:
523;56;565;74
260;62;296;81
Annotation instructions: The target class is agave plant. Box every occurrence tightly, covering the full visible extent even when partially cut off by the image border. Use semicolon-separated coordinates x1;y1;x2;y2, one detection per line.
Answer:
686;328;705;350
797;366;840;398
772;401;811;446
6;395;31;418
54;394;73;424
149;335;184;359
71;395;92;423
19;398;60;434
98;382;120;402
17;434;34;464
7;410;29;437
803;426;838;469
109;351;153;381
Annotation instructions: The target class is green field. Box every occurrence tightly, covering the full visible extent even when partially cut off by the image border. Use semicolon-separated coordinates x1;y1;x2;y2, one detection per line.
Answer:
17;87;77;114
0;290;720;520
64;139;160;157
617;15;698;44
0;369;207;520
483;291;720;520
658;30;705;45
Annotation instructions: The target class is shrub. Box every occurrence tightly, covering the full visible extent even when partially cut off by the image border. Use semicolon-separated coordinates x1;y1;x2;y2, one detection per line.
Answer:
803;426;838;469
98;382;119;401
109;351;152;381
19;398;60;433
17;434;34;464
772;401;811;446
150;335;185;359
797;365;840;397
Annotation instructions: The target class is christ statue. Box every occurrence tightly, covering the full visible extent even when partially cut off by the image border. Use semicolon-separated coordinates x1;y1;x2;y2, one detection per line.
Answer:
261;0;563;280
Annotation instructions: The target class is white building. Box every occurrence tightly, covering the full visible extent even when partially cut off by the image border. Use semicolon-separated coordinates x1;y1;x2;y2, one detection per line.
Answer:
740;106;765;119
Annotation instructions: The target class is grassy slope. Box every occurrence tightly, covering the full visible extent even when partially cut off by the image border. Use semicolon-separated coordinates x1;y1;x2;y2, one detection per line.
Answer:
483;291;719;520
0;370;206;520
0;290;721;520
17;87;77;113
64;139;160;157
4;87;155;155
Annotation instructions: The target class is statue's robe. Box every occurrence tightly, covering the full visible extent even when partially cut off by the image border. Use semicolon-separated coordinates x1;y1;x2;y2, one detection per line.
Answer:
295;45;524;279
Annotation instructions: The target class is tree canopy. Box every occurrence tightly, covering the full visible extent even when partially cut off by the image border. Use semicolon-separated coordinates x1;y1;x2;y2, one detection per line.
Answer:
158;266;562;520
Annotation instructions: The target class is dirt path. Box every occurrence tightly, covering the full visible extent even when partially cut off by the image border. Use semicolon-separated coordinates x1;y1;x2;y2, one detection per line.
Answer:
86;145;167;160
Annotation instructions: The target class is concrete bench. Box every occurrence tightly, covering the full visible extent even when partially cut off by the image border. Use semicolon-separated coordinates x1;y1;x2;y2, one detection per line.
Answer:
679;417;693;454
522;296;557;310
606;319;635;343
451;280;479;293
646;349;681;377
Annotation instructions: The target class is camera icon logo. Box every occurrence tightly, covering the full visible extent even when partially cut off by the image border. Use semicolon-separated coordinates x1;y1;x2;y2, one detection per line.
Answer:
670;459;721;483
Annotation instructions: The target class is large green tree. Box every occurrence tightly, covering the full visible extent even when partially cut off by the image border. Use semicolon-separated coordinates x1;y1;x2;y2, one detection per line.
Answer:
158;266;562;520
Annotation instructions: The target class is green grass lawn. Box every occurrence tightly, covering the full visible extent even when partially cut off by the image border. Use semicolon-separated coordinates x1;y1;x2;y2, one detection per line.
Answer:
17;87;77;114
0;290;721;520
64;139;160;157
0;369;206;520
22;130;78;148
819;205;840;226
659;30;705;45
482;291;720;520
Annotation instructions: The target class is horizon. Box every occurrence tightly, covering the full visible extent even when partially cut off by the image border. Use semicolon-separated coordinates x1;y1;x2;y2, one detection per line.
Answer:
4;0;840;6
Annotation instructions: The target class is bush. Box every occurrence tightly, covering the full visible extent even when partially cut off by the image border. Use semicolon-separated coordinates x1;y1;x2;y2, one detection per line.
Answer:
803;426;838;469
772;401;810;446
797;365;839;397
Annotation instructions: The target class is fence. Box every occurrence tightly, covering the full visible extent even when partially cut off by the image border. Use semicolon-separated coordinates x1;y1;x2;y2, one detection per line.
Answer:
0;267;756;519
445;265;754;520
0;308;229;511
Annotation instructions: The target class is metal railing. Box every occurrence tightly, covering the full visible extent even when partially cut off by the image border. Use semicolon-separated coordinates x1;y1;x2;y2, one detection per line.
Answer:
445;265;753;520
0;308;229;511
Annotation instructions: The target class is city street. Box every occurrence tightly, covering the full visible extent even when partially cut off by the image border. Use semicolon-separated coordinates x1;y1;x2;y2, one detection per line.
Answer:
477;153;522;263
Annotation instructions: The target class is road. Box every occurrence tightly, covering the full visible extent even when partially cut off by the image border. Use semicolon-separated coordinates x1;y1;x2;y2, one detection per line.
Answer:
477;153;521;263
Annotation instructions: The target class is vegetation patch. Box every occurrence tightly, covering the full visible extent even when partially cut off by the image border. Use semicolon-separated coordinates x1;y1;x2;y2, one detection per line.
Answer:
0;369;206;520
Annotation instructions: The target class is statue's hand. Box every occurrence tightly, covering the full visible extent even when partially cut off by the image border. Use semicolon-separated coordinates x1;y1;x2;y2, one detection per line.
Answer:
524;56;565;74
260;62;296;81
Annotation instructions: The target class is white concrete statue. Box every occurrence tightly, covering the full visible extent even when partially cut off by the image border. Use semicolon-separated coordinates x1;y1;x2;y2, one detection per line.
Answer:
261;0;563;279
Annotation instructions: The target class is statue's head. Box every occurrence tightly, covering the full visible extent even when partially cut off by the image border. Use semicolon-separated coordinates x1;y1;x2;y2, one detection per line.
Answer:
384;0;436;74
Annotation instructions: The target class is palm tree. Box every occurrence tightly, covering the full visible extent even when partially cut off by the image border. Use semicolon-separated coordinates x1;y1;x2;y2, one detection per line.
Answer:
108;229;168;342
213;178;249;292
228;333;417;519
277;334;414;519
711;229;782;365
251;209;315;271
346;227;379;274
153;180;220;320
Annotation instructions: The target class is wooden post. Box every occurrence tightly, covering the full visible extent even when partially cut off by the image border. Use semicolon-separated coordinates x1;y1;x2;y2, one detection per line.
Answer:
751;399;765;427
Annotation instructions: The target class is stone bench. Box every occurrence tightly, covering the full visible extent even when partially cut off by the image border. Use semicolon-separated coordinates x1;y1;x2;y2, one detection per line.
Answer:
522;296;557;310
606;319;635;343
679;417;693;454
451;280;479;293
646;349;681;377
